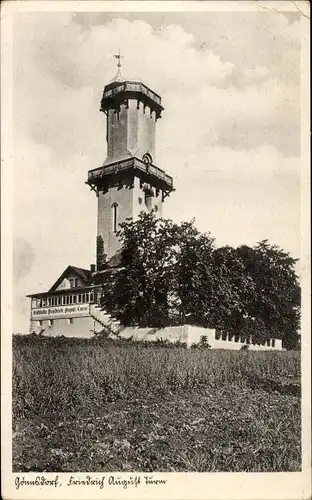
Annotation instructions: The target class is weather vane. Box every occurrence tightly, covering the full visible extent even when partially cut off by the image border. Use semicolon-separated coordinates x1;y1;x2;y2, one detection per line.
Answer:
113;50;123;69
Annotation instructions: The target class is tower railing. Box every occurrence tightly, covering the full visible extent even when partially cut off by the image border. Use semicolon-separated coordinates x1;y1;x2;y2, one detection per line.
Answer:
87;157;173;188
103;81;162;106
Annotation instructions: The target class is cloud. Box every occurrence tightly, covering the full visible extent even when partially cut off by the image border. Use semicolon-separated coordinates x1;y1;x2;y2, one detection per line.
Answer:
14;12;300;160
164;144;300;256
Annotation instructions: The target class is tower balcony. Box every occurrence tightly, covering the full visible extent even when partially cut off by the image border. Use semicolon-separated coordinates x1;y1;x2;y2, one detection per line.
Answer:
86;157;174;195
101;80;164;119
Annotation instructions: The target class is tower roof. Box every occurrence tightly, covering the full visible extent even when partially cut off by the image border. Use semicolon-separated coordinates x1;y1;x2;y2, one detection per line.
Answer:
101;80;163;118
110;67;124;83
102;52;163;117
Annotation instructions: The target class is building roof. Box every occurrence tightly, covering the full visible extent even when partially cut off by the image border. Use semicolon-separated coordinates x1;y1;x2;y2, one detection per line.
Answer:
26;285;98;299
49;265;92;292
92;250;123;286
106;249;123;268
27;256;122;298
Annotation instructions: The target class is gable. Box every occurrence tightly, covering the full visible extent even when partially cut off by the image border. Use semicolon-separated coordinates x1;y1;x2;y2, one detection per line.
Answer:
49;266;92;292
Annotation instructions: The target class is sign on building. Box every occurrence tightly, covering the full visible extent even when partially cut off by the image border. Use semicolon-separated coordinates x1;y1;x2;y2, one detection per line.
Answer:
31;304;90;320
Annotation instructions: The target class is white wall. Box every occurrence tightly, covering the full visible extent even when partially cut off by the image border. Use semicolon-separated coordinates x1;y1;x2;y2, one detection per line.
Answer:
30;316;101;338
29;315;284;351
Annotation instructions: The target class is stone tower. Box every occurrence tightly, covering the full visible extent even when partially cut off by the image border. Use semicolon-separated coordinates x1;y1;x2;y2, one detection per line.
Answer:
86;57;174;261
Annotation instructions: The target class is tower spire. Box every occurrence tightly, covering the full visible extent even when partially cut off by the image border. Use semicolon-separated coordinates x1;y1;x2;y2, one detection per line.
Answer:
113;50;124;82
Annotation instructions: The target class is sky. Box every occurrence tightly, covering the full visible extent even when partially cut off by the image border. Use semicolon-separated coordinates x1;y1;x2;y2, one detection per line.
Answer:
13;8;301;332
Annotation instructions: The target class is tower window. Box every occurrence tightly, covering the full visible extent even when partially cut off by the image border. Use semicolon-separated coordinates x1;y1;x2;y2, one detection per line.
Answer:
144;186;154;212
114;107;120;120
112;203;118;233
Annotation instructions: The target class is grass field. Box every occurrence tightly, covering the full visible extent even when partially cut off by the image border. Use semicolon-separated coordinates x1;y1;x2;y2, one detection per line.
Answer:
12;335;301;472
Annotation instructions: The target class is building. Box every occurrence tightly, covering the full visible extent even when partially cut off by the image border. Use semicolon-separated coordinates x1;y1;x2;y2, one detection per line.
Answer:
86;56;174;261
27;58;173;338
27;58;283;350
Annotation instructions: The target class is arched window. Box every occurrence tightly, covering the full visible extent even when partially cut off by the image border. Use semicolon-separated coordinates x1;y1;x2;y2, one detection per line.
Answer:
112;203;118;233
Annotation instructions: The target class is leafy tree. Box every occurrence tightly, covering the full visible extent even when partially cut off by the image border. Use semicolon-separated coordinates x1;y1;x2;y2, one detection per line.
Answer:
102;212;172;326
236;241;301;348
101;214;301;349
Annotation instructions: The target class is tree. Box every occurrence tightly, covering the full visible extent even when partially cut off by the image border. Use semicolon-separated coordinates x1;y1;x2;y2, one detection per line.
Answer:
102;215;301;349
102;212;173;326
96;235;106;271
236;241;301;348
101;212;216;327
209;245;255;333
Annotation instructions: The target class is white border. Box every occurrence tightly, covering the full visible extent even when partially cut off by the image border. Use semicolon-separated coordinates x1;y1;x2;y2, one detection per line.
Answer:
1;2;311;499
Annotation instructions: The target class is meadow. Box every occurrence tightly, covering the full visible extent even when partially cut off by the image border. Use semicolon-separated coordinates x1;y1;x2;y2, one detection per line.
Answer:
12;335;301;472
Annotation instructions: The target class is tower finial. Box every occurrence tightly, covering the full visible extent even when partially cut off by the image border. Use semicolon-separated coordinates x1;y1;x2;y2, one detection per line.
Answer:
113;49;123;69
112;50;124;82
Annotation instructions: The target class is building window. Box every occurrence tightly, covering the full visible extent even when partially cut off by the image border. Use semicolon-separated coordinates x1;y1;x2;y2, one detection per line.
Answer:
234;334;240;343
144;188;153;211
68;318;73;324
215;330;221;340
112;203;118;233
78;294;82;304
69;278;74;288
138;197;142;205
72;295;77;304
37;320;43;326
74;278;79;288
90;292;94;303
272;339;275;348
48;320;54;326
